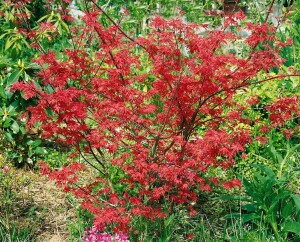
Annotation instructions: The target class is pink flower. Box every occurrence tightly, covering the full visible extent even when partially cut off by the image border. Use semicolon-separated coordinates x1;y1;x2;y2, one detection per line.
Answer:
2;166;9;173
83;226;129;242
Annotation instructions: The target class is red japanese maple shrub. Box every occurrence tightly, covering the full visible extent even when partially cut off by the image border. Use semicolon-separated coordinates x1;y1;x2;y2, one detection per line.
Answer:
13;3;299;233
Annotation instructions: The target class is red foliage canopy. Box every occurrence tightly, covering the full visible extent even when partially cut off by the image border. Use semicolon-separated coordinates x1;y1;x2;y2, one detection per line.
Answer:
13;5;299;232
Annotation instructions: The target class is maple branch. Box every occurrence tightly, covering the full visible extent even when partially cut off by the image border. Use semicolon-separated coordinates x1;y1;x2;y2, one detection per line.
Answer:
78;146;105;176
184;73;300;140
71;183;117;208
88;0;146;50
163;140;175;155
183;96;206;140
58;0;76;50
78;143;115;193
265;0;276;23
83;2;127;85
18;1;47;54
224;0;279;82
89;0;136;43
150;71;184;157
160;72;184;134
87;142;106;170
238;74;300;89
95;147;116;194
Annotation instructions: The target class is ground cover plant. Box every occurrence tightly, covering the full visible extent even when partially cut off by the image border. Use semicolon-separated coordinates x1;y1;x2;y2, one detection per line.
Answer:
1;0;299;241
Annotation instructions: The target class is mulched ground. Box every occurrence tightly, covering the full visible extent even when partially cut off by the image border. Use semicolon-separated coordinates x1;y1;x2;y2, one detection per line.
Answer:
11;169;77;242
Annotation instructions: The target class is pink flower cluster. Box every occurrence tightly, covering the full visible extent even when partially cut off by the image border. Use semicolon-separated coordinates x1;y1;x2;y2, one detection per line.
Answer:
83;226;129;242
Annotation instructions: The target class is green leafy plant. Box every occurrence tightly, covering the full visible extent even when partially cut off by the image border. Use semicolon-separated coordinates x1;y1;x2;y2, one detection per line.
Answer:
0;0;72;166
0;217;34;242
66;193;94;242
221;163;300;241
0;154;37;242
